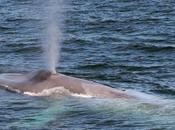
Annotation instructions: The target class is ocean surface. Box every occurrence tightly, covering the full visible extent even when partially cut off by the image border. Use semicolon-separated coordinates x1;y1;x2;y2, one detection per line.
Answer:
0;0;175;129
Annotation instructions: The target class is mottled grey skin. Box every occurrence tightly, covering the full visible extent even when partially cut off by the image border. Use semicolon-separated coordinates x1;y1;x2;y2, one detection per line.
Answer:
0;70;135;99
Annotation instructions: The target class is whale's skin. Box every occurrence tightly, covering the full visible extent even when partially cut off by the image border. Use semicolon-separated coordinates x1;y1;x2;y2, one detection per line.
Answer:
0;70;135;99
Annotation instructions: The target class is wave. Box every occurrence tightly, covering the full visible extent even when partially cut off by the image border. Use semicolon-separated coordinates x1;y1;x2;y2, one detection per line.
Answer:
151;87;175;95
117;64;161;71
6;18;40;22
14;46;41;53
0;26;12;30
2;44;42;53
78;63;109;69
126;43;175;52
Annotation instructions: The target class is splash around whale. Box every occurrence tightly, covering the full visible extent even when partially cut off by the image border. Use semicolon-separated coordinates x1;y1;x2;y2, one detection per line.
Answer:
0;70;140;99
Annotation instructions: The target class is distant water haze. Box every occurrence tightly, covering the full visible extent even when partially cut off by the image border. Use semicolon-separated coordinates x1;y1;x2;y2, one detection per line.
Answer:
42;0;64;74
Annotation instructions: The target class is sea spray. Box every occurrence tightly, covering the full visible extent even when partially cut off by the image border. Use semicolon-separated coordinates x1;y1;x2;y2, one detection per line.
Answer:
43;0;64;74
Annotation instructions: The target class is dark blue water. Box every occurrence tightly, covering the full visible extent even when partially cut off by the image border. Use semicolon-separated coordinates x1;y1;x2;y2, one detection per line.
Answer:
0;0;175;129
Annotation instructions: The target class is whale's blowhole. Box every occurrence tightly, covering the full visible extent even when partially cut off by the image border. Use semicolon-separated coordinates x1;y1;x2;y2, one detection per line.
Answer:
30;70;52;82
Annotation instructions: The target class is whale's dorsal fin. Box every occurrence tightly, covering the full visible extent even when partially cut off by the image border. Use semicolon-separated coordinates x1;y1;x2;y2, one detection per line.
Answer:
29;70;52;82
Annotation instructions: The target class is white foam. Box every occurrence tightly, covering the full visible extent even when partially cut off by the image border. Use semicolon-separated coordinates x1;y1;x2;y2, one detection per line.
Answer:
24;87;71;96
71;93;93;98
24;87;93;98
